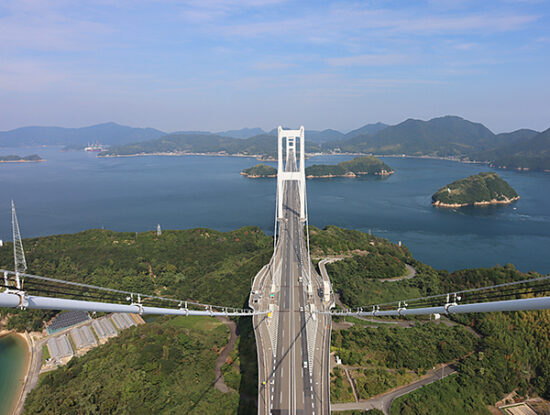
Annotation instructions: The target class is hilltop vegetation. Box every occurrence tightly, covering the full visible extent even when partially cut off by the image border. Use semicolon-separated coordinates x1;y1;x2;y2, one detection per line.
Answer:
432;172;519;207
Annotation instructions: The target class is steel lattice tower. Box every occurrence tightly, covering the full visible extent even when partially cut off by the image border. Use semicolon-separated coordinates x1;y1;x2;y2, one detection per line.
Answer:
11;200;27;274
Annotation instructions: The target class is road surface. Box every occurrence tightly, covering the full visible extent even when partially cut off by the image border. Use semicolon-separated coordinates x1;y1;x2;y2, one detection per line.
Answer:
331;365;457;414
250;150;334;415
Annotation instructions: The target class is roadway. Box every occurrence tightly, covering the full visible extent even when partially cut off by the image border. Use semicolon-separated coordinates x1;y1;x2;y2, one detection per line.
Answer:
250;150;333;415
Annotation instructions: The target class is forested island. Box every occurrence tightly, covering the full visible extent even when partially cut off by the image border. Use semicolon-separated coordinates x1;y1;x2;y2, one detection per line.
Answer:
0;154;43;163
306;156;393;178
240;164;277;178
1;226;548;414
432;172;519;208
241;156;393;179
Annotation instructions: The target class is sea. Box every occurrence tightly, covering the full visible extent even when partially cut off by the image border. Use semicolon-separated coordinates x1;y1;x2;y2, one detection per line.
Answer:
1;146;550;409
0;146;549;274
0;335;27;415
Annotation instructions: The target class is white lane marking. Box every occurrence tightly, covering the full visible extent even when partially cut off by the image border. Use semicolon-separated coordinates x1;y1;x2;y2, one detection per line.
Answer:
280;391;283;404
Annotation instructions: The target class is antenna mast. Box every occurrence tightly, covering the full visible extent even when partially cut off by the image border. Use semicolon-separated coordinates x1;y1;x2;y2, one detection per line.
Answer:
11;200;27;274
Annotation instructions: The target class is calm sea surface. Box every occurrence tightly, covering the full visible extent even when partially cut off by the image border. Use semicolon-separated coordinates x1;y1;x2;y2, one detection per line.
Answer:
0;147;549;273
0;335;26;415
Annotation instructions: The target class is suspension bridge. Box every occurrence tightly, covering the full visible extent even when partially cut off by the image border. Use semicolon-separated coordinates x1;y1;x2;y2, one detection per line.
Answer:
1;127;550;415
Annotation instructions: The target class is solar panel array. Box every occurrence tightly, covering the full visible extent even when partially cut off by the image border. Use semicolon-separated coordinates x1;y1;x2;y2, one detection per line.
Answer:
92;318;118;340
47;310;90;334
111;313;137;330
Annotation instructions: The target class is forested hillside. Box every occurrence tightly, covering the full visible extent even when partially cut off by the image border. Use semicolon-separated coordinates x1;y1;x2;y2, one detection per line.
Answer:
99;133;321;158
0;227;272;331
1;226;548;414
23;316;246;414
472;127;550;171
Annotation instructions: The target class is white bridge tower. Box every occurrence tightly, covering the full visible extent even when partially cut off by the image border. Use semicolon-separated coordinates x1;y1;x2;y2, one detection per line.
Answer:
277;126;306;221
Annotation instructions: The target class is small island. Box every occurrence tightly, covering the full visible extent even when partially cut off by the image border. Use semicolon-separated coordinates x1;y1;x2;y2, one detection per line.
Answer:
305;156;393;178
241;156;394;179
432;172;519;208
241;164;277;178
0;154;43;163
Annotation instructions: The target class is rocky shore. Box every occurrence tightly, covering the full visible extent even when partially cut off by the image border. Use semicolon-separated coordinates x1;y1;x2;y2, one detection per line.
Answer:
306;169;393;179
433;195;520;208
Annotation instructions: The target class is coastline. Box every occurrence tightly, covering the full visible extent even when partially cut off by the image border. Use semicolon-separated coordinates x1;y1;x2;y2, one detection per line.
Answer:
241;170;394;179
0;331;31;415
432;195;520;208
305;170;394;179
240;172;276;178
0;159;44;164
99;152;275;161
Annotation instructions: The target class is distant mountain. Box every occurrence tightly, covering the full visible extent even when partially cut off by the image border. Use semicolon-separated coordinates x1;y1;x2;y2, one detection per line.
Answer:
0;122;166;147
495;129;539;144
171;130;213;136
327;116;500;156
472;127;550;171
265;127;344;143
216;127;266;139
100;133;321;158
344;122;389;138
307;129;345;143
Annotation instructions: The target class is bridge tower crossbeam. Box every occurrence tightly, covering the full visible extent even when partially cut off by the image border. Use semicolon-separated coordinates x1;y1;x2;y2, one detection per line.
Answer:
277;126;306;221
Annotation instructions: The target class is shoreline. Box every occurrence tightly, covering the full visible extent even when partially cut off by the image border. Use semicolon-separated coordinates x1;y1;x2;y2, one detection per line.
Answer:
0;159;45;164
432;196;520;208
241;170;394;179
95;151;550;173
0;331;31;415
99;152;275;161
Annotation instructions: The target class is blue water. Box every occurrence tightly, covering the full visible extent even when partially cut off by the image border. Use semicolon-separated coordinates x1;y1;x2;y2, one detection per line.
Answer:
0;335;26;415
0;147;549;273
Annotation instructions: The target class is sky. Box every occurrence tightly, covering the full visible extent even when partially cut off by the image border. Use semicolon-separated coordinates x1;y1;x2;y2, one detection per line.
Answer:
0;0;549;133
